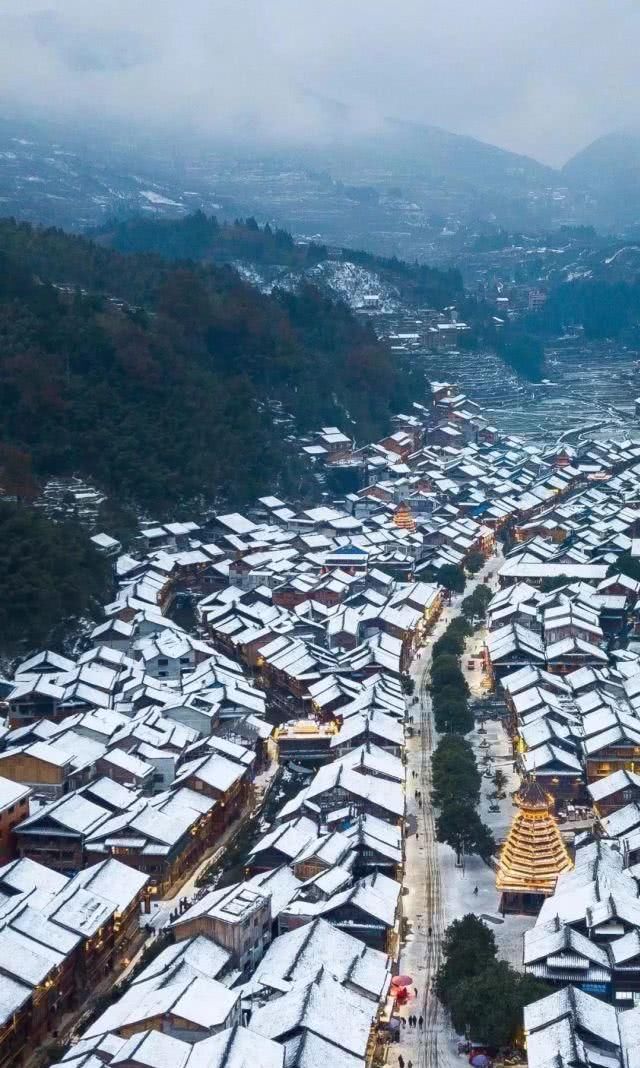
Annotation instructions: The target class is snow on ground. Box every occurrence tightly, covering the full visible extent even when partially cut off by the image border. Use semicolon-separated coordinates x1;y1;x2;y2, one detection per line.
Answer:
233;262;268;288
438;845;532;970
435;711;533;972
233;258;400;313
471;718;521;840
140;190;183;207
395;563;533;1068
304;261;399;312
450;680;535;968
407;555;535;974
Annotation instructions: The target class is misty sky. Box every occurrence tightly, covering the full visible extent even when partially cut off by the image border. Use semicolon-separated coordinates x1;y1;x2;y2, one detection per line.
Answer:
2;0;639;165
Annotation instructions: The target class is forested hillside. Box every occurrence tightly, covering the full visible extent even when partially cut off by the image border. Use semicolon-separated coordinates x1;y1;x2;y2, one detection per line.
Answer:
95;213;327;269
528;278;640;341
95;212;464;309
0;503;110;655
0;218;420;513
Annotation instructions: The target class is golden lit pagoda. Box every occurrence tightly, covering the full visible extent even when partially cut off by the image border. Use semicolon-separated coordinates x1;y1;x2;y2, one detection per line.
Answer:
393;501;416;533
496;779;573;914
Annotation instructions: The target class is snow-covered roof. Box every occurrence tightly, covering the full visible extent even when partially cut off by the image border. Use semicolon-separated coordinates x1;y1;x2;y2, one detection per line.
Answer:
248;971;374;1058
250;917;390;1001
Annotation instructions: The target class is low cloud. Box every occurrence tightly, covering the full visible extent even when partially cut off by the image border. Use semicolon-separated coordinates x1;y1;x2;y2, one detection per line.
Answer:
1;0;638;165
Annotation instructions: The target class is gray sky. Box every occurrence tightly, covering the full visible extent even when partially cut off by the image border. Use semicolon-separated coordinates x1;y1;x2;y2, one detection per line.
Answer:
2;0;639;165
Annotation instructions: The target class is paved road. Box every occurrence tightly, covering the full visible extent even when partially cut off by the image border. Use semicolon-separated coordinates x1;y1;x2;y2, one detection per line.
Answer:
393;554;502;1068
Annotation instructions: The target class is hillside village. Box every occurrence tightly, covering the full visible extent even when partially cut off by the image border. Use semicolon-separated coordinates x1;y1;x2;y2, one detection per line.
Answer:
3;382;640;1067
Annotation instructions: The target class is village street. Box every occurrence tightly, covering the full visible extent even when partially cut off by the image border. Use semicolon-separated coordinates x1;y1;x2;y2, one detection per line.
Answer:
143;759;279;935
393;554;509;1068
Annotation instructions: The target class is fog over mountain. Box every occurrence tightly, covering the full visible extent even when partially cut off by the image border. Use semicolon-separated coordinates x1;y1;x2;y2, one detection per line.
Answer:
2;0;639;166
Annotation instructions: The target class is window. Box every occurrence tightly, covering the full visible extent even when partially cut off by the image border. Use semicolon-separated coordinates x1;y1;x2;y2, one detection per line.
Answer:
158;671;168;678
179;657;190;664
158;658;169;666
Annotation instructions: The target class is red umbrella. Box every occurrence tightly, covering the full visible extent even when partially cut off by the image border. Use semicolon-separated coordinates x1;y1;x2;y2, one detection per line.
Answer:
391;975;413;987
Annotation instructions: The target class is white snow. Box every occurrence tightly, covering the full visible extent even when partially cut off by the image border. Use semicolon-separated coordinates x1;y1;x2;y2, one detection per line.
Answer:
139;190;183;207
233;259;399;314
604;246;640;265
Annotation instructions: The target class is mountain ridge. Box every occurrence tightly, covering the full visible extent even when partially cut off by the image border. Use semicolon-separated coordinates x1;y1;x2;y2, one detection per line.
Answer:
562;129;640;226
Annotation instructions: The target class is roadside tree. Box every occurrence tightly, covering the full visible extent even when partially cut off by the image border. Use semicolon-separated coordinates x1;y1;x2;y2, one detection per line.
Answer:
436;914;497;1004
438;564;466;594
436;801;495;863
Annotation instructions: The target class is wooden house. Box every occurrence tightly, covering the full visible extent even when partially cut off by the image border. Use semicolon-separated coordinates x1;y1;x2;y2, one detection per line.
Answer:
84;788;217;895
588;769;640;818
0;741;86;800
172;751;251;834
0;776;31;863
172;882;272;975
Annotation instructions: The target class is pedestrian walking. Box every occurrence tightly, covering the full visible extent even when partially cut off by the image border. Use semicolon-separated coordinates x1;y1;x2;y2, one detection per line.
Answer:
401;1016;406;1027
473;885;479;895
398;1055;405;1068
413;987;418;998
419;1016;424;1029
408;1061;413;1068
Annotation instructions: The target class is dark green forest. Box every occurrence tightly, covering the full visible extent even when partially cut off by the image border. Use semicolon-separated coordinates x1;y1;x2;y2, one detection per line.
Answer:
0;217;425;513
95;212;328;269
529;278;640;341
96;211;464;309
0;502;110;654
